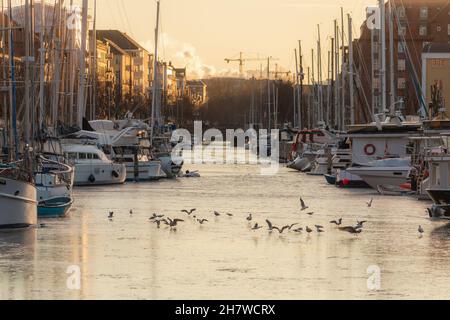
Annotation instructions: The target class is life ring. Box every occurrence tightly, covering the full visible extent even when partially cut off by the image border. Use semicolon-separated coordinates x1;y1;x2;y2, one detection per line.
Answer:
88;174;96;183
364;144;376;156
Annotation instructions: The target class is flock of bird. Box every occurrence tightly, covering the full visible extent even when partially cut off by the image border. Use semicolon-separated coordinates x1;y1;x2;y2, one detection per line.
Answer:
106;196;426;237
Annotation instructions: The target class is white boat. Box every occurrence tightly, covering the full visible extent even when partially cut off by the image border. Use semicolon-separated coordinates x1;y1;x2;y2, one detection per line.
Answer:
346;158;412;191
0;165;37;229
287;155;310;172
86;119;167;181
62;143;126;186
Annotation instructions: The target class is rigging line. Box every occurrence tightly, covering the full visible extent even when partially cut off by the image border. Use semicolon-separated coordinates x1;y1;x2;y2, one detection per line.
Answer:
392;0;425;113
395;0;421;69
119;0;134;37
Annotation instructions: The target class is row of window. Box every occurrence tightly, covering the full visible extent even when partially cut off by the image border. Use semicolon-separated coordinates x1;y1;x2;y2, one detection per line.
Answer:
397;6;432;19
398;24;450;37
67;153;101;160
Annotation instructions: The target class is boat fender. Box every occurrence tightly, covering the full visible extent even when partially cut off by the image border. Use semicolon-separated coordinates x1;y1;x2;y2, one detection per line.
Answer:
364;144;376;156
112;170;119;178
88;174;96;184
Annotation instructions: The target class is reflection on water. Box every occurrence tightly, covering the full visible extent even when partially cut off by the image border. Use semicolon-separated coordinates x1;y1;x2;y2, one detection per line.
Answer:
1;162;450;300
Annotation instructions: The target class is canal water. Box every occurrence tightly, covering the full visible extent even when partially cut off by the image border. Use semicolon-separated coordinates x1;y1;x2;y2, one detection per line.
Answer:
1;159;450;300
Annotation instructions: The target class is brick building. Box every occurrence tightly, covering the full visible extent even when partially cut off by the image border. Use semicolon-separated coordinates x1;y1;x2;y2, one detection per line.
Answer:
355;0;450;122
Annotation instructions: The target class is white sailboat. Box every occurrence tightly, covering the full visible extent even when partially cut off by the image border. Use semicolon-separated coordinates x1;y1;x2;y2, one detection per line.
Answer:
0;0;37;229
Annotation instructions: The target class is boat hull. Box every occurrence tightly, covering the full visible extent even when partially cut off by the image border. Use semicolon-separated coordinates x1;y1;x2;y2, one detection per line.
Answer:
73;163;126;186
346;167;411;190
158;155;183;178
287;157;310;172
336;169;370;188
325;174;337;185
125;161;166;181
0;177;37;229
38;197;73;218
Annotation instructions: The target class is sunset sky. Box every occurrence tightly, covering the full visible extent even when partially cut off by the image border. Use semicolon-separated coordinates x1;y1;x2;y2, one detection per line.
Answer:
88;0;376;78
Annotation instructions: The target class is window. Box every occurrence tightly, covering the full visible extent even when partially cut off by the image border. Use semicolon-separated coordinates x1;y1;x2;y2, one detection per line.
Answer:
437;25;442;32
68;153;77;160
373;78;380;90
398;42;404;53
398;59;406;71
79;153;87;160
420;7;428;19
397;6;406;18
398;26;406;36
398;78;406;89
87;153;93;160
419;25;427;36
448;24;450;36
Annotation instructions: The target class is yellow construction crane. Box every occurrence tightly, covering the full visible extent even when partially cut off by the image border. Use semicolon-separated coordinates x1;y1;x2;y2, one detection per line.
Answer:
225;52;278;78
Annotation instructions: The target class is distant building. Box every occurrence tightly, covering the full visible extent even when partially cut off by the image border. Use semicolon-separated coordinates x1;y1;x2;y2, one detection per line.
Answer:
96;30;152;99
356;0;450;120
186;80;208;107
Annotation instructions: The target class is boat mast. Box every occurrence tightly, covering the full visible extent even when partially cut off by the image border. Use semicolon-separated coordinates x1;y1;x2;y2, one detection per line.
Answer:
92;0;97;120
7;0;18;160
340;7;345;130
298;40;303;130
38;0;45;132
77;0;88;128
151;0;160;131
267;57;271;129
388;0;396;113
1;0;7;152
24;0;31;145
379;0;387;115
348;13;355;125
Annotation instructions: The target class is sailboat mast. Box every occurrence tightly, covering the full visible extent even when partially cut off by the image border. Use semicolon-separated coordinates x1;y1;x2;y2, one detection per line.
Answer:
348;13;354;125
380;0;387;114
24;0;31;144
38;0;45;132
77;0;88;127
298;40;303;130
151;0;160;129
388;0;396;113
1;0;7;149
7;0;18;160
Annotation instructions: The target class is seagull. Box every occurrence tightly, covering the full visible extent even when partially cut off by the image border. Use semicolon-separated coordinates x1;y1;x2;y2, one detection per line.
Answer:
288;223;299;230
330;218;343;226
108;211;114;219
418;225;424;236
367;198;373;208
272;226;290;234
182;209;197;215
266;219;274;231
339;226;363;235
246;214;253;222
226;213;234;217
166;218;185;228
197;219;209;225
293;228;303;233
153;220;164;228
300;198;309;211
315;225;325;232
252;223;263;230
214;211;221;217
129;209;133;215
149;213;164;221
306;212;315;216
305;226;313;234
356;221;367;229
